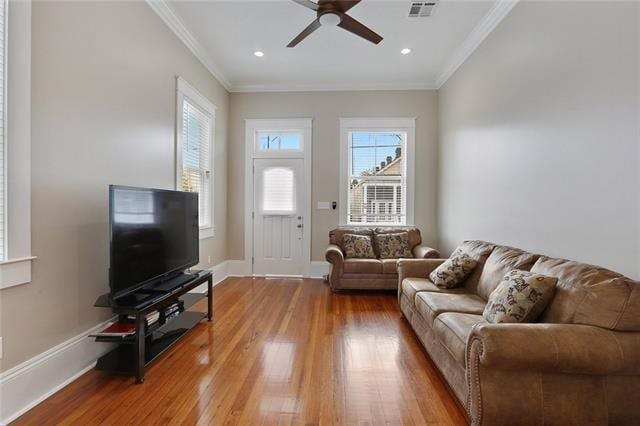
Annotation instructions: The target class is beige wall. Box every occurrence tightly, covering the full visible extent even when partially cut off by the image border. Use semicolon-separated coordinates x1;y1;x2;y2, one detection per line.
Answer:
0;1;229;371
438;1;640;278
228;90;439;261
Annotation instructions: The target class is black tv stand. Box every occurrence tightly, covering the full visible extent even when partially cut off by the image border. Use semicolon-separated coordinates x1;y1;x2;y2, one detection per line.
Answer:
93;270;212;383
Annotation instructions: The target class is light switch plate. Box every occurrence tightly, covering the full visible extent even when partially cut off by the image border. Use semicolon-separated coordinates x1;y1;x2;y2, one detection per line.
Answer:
0;337;3;359
317;201;330;210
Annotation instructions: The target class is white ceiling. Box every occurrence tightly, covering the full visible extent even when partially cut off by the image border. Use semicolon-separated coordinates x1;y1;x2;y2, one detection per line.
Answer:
161;0;510;92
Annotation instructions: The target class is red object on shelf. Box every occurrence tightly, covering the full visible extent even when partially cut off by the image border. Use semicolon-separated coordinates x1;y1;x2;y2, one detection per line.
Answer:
96;321;137;336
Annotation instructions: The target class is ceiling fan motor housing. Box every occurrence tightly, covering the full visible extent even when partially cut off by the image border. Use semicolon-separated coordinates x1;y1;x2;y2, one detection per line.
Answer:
318;11;342;27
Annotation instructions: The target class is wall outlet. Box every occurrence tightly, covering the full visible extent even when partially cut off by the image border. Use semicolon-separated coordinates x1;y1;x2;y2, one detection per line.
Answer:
0;337;3;359
207;255;211;264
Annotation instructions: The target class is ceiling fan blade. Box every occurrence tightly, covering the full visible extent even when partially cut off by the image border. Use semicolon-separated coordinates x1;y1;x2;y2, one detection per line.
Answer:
287;19;322;47
320;0;361;13
337;13;383;45
291;0;319;11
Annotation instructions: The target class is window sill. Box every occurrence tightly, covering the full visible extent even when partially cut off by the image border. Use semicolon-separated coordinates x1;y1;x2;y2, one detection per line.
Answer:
0;256;37;290
200;226;215;240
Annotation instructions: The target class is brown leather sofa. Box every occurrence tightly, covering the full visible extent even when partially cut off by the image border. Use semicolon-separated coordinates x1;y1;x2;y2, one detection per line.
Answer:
325;227;440;292
398;240;640;426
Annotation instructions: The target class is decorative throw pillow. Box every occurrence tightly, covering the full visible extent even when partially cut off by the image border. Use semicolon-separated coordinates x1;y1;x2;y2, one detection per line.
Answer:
375;232;413;259
429;249;478;288
342;234;376;259
483;270;558;323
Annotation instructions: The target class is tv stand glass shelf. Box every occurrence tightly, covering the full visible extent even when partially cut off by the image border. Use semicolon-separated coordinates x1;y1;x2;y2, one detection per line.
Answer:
93;270;213;383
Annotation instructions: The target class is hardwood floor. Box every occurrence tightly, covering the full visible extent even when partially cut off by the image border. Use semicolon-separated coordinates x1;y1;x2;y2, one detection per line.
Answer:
14;277;467;425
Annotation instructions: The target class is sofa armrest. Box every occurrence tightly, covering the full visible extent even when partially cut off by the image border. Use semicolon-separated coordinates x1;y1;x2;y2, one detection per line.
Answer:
412;245;441;259
468;323;640;375
325;244;344;266
466;323;640;425
325;244;344;290
397;258;444;283
397;259;445;303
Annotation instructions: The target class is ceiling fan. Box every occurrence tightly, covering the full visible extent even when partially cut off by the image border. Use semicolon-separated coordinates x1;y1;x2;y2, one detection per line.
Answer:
287;0;383;47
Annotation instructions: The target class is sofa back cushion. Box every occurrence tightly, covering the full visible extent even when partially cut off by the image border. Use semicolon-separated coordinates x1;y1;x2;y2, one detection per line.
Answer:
476;245;539;300
330;228;373;253
532;256;640;331
450;240;495;294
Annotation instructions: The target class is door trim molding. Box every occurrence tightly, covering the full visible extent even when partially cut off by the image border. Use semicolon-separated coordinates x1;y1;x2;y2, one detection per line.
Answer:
244;118;313;277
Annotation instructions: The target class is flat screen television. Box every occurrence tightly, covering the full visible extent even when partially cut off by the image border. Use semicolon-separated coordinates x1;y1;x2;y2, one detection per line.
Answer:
109;185;199;299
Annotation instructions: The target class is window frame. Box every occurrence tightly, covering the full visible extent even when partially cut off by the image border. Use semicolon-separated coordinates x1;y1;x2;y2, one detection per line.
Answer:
175;77;216;239
0;0;35;290
339;117;416;227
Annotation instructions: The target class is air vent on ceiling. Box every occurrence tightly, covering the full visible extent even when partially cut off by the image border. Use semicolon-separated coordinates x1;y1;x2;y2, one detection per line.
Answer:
408;1;438;17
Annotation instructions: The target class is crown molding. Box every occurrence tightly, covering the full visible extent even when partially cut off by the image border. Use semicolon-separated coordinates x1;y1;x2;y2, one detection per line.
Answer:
147;0;516;94
435;0;519;89
146;0;231;90
228;81;438;93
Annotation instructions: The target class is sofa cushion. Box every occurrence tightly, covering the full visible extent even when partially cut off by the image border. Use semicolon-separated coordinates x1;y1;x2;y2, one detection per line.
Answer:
476;245;539;300
342;234;376;259
430;250;478;289
343;258;382;274
376;232;413;259
483;270;558;323
374;227;422;253
434;313;487;366
329;227;373;252
532;256;640;331
415;292;487;326
381;259;399;274
453;241;495;294
401;278;469;304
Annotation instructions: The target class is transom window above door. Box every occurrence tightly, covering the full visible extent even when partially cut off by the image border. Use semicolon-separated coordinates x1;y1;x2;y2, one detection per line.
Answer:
257;131;302;151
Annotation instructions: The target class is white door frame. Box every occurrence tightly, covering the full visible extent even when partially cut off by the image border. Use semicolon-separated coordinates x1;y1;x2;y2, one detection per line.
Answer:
244;118;313;277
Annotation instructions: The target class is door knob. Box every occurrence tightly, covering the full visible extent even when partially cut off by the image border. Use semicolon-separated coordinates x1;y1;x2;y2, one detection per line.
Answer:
297;224;303;228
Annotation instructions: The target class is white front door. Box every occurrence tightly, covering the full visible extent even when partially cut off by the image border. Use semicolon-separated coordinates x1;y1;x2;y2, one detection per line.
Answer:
253;158;305;276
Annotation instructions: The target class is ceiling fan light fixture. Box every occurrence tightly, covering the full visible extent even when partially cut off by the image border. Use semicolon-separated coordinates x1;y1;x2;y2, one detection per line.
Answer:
253;50;265;57
318;12;341;27
401;48;412;55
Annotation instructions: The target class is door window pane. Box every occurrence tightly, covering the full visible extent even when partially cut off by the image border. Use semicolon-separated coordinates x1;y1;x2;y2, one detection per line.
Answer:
262;167;296;214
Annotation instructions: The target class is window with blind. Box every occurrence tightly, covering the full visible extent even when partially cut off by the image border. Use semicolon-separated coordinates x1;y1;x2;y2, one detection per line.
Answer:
0;0;6;261
347;131;407;225
176;78;215;237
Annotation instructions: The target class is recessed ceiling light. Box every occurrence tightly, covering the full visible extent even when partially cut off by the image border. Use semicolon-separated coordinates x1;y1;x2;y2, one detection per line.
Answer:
401;48;412;55
253;51;264;57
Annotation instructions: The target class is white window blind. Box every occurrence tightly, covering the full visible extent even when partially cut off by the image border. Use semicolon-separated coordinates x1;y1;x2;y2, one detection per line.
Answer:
347;131;406;225
0;0;6;261
261;167;296;214
180;97;212;229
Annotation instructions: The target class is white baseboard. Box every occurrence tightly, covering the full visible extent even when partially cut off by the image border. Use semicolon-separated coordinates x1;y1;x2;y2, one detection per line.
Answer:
0;319;115;424
189;260;235;293
226;259;251;276
309;261;330;279
218;259;328;279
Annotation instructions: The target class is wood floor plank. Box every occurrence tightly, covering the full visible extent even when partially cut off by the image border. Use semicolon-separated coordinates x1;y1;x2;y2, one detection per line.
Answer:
13;277;468;425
